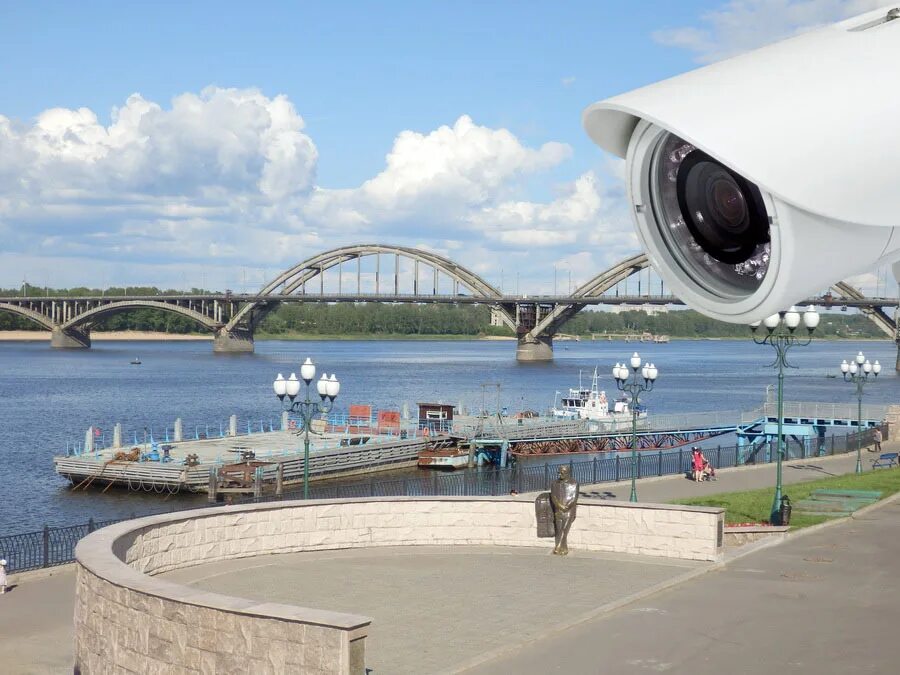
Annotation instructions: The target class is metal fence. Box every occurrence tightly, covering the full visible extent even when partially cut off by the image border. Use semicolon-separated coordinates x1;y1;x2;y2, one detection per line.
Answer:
1;427;882;573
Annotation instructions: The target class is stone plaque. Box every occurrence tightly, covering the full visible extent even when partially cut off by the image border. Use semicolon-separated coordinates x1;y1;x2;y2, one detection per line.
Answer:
535;492;555;538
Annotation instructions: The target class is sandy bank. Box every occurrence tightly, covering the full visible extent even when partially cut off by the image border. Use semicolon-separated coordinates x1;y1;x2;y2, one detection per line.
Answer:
0;330;212;341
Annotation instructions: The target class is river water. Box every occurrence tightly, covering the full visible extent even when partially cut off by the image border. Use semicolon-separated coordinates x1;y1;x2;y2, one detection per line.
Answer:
0;338;896;534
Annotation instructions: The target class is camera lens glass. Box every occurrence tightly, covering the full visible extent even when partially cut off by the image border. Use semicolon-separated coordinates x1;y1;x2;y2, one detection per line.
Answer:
676;151;768;265
651;133;771;298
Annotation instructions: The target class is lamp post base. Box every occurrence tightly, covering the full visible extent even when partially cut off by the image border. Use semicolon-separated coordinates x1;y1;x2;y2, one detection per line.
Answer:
769;475;784;525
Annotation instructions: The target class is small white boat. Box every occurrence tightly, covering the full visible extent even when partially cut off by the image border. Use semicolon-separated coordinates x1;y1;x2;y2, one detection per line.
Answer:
551;368;647;427
130;358;142;365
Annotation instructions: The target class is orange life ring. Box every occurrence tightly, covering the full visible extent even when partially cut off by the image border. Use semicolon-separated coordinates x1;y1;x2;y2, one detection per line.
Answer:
288;420;297;430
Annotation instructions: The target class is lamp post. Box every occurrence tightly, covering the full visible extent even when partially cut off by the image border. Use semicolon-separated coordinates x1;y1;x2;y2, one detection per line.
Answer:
273;358;340;499
839;351;881;474
613;352;658;503
750;306;819;524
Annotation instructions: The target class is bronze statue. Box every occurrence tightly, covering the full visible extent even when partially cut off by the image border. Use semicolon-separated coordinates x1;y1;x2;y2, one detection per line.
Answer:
549;465;579;555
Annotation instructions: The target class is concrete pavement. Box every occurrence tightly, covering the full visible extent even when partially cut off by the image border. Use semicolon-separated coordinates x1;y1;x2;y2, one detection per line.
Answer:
163;547;706;675
465;496;900;675
0;566;75;674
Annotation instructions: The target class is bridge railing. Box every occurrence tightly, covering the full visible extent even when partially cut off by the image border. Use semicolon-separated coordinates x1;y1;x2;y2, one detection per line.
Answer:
13;426;886;573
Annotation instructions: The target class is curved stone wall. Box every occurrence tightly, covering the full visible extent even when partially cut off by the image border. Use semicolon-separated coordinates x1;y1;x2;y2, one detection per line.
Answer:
74;496;724;674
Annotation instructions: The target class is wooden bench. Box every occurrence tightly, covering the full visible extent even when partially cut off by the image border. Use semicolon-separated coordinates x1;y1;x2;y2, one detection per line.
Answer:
872;452;898;469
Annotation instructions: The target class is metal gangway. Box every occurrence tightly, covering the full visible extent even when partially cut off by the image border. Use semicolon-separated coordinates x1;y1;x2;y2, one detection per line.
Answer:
456;400;891;457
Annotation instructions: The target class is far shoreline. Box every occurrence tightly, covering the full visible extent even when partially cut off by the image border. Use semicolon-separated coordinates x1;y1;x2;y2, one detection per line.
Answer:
0;330;883;343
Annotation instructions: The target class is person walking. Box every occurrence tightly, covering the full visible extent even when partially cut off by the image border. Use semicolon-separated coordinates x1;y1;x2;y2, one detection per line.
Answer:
691;447;705;482
872;427;882;453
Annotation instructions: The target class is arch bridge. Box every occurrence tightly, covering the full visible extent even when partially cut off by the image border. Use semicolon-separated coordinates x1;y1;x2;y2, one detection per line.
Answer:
0;246;897;365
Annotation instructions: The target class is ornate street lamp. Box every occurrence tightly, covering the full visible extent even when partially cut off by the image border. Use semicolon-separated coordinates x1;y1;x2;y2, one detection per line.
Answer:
274;358;340;499
751;305;819;524
839;351;881;474
613;352;658;503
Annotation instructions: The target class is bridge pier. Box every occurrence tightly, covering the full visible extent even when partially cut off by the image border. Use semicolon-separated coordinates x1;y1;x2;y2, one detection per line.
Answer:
51;326;91;349
213;326;254;354
516;335;553;362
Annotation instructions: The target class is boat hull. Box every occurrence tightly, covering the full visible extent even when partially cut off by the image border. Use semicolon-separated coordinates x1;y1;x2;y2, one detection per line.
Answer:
417;450;470;470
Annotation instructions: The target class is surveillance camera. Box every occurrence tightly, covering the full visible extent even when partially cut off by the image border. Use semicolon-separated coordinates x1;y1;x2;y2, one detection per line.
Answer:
583;6;900;323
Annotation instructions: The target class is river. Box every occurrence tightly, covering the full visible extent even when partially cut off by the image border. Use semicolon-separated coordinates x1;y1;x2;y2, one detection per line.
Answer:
0;337;896;534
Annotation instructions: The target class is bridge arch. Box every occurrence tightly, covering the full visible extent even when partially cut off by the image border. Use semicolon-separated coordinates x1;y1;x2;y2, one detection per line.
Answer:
226;244;510;331
62;300;220;332
0;302;55;331
830;281;896;338
529;252;896;340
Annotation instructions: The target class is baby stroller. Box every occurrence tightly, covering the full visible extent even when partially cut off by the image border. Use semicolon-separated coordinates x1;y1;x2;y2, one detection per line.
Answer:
701;459;717;481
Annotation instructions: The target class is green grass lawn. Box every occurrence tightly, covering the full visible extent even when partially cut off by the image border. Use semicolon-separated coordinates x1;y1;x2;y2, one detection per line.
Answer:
674;467;900;528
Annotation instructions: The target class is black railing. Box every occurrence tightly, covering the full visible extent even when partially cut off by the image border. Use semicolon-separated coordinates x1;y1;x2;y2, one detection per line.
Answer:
0;427;882;573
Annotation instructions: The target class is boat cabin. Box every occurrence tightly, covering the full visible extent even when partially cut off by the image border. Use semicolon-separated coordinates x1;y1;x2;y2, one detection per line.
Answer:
417;403;455;433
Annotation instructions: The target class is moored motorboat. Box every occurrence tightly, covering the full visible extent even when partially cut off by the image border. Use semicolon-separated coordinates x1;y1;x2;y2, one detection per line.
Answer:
418;443;471;470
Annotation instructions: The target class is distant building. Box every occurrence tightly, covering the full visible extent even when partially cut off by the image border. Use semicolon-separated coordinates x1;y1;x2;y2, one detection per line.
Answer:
490;308;506;326
609;303;669;316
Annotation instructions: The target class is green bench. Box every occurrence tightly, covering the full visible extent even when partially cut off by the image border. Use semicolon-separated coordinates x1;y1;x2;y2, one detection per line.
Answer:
872;453;898;469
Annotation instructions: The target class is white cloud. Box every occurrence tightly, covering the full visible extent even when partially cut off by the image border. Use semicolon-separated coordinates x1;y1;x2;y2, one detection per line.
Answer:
0;90;635;292
561;76;576;87
653;0;886;63
307;115;571;227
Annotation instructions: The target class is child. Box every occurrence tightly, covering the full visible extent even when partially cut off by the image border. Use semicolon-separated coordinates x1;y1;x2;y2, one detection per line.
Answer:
0;559;7;594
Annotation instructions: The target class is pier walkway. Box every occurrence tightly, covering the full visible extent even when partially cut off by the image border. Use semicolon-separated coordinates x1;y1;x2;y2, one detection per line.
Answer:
5;442;898;674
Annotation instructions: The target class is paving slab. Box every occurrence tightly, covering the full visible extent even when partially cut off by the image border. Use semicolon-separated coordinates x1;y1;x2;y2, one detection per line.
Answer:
0;566;75;674
161;546;706;675
464;498;900;675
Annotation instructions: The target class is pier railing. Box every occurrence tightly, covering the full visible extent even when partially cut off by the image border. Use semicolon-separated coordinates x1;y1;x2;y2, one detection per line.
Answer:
62;412;436;458
5;426;885;574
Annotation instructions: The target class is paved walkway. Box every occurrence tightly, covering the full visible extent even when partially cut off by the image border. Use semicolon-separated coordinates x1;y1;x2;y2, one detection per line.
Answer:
465;496;900;675
162;547;705;675
0;566;75;674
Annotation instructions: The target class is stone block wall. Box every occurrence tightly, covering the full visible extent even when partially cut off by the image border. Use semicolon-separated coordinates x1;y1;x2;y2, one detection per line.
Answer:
75;496;723;674
74;566;365;674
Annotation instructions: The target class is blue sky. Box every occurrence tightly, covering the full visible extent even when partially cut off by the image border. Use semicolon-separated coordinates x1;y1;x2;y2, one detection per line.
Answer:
1;2;703;186
0;1;888;293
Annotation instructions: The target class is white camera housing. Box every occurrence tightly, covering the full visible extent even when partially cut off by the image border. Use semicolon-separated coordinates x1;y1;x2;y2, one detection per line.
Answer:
583;6;900;323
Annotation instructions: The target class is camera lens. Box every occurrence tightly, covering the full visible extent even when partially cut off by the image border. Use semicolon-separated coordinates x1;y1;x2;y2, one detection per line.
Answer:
650;133;772;299
676;151;768;264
